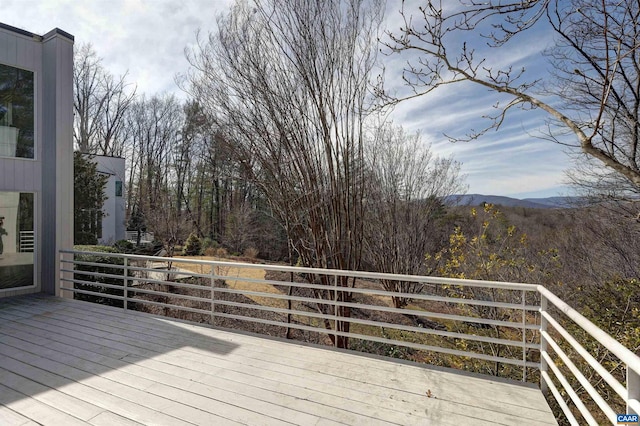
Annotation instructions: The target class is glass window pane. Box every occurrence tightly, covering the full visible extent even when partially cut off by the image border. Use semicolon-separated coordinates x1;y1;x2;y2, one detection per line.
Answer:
0;63;35;159
0;192;35;289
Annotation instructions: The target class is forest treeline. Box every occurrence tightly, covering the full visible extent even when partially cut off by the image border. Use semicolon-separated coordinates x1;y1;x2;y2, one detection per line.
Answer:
72;0;639;354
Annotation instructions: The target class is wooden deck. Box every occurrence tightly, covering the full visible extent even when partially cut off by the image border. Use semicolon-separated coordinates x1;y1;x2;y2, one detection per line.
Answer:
0;295;557;425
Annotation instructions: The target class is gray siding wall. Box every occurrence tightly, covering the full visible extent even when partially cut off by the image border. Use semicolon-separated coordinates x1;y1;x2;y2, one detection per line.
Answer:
0;25;73;298
41;30;74;296
94;155;126;244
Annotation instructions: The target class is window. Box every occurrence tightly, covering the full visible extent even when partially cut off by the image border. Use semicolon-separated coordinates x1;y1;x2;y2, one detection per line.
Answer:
0;63;35;159
0;192;35;290
115;180;123;197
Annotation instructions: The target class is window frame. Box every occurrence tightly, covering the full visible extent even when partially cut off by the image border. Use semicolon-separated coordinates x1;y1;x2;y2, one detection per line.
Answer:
0;191;37;293
0;61;37;161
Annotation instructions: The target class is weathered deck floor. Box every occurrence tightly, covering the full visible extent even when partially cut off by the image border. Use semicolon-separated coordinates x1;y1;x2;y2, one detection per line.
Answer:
0;295;556;425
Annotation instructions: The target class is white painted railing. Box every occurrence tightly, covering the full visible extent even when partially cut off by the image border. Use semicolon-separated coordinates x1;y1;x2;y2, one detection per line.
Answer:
125;230;155;243
538;286;640;425
59;249;640;424
19;230;34;252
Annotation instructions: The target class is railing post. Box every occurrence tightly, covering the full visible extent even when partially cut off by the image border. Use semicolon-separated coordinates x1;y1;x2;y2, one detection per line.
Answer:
539;295;549;395
58;251;64;297
522;290;527;382
210;265;216;326
334;274;338;347
58;250;73;299
123;257;129;311
628;366;640;415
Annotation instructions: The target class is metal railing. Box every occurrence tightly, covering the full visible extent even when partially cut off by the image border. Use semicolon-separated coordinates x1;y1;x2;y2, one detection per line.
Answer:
19;230;34;252
538;287;640;425
59;249;640;425
125;230;155;243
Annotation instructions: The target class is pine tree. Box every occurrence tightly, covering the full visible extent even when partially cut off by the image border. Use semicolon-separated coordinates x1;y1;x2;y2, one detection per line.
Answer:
74;152;108;245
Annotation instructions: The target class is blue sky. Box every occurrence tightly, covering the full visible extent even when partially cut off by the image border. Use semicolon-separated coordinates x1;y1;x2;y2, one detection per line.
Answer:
1;0;578;198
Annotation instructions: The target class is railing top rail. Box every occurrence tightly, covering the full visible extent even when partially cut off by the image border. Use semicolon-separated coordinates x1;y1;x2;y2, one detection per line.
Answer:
61;248;640;423
60;249;540;292
538;285;640;377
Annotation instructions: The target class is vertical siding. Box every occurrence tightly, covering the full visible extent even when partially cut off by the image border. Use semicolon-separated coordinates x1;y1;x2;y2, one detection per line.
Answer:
1;159;16;188
0;26;73;298
0;159;41;191
0;30;18;64
55;33;74;297
15;35;40;71
40;31;73;296
94;156;126;244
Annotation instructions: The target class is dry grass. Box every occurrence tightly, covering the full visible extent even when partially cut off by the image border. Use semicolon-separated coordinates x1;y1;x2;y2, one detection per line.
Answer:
173;255;288;308
142;256;534;382
243;247;259;259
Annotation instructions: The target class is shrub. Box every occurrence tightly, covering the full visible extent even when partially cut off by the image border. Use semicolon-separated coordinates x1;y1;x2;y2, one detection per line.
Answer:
183;233;202;256
204;247;217;257
202;237;218;250
244;247;259;259
113;239;135;253
215;247;228;257
75;231;98;245
72;245;124;308
130;240;165;256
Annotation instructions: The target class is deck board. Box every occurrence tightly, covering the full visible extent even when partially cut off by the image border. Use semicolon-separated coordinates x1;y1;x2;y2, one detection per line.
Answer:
0;295;557;425
0;402;44;426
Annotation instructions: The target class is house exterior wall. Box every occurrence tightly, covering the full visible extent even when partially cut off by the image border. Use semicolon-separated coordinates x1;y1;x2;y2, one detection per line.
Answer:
0;23;73;298
93;155;126;244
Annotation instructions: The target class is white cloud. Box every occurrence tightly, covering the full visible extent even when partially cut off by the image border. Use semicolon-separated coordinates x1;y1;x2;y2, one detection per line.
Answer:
1;0;575;197
1;0;232;97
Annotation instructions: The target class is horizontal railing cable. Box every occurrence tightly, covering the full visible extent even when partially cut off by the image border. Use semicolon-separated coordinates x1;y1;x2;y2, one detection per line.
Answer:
59;249;640;424
541;350;599;425
541;310;627;401
539;286;640;378
541;370;580;426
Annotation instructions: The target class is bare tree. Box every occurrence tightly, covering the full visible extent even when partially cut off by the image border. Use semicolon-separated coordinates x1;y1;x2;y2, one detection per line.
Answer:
381;1;640;192
145;186;189;258
566;154;640;202
125;94;186;253
183;0;383;348
74;43;136;155
363;123;465;308
74;44;102;154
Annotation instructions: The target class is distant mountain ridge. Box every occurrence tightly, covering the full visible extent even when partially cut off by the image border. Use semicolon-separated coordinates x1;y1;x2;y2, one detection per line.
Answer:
445;194;579;209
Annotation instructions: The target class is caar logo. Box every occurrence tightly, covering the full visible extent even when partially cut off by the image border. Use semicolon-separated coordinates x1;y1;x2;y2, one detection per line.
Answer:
618;414;639;424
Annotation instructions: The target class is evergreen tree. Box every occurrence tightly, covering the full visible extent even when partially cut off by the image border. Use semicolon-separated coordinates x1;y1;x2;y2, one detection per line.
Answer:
74;152;108;244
